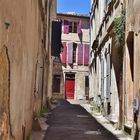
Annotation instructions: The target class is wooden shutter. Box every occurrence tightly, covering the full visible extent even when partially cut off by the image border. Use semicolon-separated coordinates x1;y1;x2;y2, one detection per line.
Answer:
67;42;73;64
106;53;110;99
77;20;82;34
61;42;67;64
78;44;83;65
64;20;69;34
101;58;104;99
84;44;89;65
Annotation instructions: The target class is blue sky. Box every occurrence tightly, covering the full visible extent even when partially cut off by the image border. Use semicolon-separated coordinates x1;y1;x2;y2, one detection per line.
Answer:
57;0;90;15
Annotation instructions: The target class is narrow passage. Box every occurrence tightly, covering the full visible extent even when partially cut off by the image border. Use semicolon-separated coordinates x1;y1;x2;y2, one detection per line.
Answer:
44;100;118;140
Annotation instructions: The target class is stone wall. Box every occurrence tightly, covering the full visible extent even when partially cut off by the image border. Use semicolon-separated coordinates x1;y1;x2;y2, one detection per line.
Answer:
90;0;124;126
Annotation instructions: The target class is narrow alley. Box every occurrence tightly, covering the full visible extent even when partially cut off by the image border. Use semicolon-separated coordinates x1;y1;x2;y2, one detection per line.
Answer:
44;100;118;140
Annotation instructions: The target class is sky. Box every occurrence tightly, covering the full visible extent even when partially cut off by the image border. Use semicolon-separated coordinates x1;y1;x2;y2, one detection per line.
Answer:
57;0;90;15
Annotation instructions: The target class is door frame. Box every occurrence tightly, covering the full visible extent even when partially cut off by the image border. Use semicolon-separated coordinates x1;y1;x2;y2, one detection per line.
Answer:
65;73;75;99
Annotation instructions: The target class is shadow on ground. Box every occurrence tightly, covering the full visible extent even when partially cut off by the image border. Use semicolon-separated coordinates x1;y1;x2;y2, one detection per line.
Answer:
44;100;118;140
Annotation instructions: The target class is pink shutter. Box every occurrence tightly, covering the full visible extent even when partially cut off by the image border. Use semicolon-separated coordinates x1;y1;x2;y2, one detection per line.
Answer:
84;44;89;65
77;20;82;34
64;20;69;34
67;42;73;64
62;19;64;32
62;42;67;64
78;44;83;65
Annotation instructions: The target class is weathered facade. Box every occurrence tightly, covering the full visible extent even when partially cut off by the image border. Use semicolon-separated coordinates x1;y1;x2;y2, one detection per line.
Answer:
90;0;140;138
52;13;90;100
0;0;56;139
90;0;125;127
46;0;57;101
124;0;140;139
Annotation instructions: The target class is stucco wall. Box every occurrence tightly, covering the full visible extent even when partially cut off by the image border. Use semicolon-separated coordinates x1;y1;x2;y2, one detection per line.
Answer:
0;0;50;139
75;72;89;100
125;0;140;134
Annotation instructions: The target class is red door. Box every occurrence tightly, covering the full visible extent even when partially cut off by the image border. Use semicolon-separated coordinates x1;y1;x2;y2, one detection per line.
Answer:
65;80;75;99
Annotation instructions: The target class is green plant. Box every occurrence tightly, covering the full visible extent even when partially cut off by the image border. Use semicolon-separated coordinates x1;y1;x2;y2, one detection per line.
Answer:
40;106;48;117
26;134;30;140
113;9;126;46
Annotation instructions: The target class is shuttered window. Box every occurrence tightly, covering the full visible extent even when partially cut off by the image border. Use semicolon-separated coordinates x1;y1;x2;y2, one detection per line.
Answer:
61;42;67;64
85;76;89;88
101;59;104;99
78;44;89;65
73;43;77;63
64;20;69;34
67;42;73;64
63;19;82;34
78;44;83;65
69;21;77;33
74;22;77;33
53;75;61;93
84;44;89;65
77;20;82;34
69;21;73;33
106;53;111;99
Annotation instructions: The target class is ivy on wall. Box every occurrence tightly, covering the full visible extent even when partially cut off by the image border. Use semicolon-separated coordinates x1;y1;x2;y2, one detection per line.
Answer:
113;9;126;46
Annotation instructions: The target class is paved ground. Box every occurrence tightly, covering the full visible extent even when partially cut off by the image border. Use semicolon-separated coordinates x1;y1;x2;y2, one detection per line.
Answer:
44;100;118;140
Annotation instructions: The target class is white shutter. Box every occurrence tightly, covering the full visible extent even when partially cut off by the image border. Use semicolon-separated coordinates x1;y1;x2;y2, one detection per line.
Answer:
106;53;110;99
101;58;104;100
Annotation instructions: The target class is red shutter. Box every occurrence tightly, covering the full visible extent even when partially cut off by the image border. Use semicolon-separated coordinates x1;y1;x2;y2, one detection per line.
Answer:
64;20;69;34
67;42;73;64
84;44;89;65
62;42;67;64
77;20;82;34
78;44;83;65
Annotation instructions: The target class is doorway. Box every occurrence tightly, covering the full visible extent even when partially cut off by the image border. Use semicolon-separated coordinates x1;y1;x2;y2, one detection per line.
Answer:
65;73;75;99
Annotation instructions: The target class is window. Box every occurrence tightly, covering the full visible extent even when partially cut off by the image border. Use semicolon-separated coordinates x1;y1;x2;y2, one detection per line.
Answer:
69;21;73;33
106;0;112;7
85;76;89;99
69;21;77;33
74;22;77;33
85;76;89;88
73;43;77;63
52;75;61;93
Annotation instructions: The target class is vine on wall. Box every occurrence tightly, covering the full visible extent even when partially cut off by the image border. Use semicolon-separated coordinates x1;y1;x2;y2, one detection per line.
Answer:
113;9;126;46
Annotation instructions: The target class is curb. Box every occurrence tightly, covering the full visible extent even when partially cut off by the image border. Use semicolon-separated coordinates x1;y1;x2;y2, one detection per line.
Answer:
80;103;133;140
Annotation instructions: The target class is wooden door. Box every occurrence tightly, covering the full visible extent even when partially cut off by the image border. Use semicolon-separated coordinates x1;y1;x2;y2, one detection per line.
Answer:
65;79;75;99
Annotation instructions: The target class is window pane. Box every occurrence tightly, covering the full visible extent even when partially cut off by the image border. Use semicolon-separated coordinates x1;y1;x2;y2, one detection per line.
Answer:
85;76;89;87
73;43;77;63
69;22;72;33
53;75;61;93
74;22;77;33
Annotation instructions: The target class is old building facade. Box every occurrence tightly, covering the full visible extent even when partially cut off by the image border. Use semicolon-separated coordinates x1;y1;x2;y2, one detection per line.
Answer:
51;13;90;100
90;0;125;128
124;0;140;139
0;0;56;139
90;0;140;138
